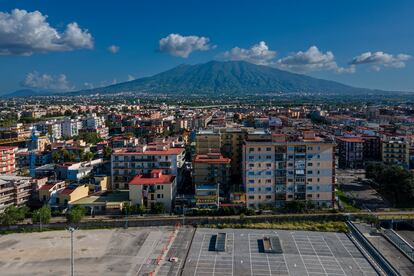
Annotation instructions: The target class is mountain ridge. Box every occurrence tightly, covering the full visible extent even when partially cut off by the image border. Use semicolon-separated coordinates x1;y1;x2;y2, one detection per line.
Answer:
68;60;381;95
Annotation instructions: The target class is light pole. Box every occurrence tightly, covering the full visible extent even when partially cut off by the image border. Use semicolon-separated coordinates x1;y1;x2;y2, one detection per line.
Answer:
68;227;75;276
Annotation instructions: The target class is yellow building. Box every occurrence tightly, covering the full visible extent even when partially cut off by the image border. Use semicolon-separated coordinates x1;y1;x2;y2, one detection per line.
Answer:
129;169;176;212
57;184;89;206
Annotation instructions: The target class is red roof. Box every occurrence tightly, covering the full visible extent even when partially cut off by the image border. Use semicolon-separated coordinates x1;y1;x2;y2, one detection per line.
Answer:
129;174;175;185
194;154;231;164
114;148;184;155
336;137;364;143
39;184;56;191
60;187;77;195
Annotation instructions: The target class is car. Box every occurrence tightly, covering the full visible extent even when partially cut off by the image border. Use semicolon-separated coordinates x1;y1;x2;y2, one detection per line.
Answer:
169;257;178;263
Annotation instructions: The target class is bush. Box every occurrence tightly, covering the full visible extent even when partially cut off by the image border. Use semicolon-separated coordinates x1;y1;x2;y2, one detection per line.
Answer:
152;203;165;214
66;206;86;224
32;205;52;224
0;206;29;226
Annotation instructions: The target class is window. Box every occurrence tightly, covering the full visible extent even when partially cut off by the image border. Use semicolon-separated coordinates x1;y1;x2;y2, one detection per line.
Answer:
266;155;271;159
248;196;254;199
249;148;254;152
266;195;272;199
307;162;313;166
157;194;161;198
248;187;255;192
249;180;255;184
266;147;271;151
307;170;312;174
307;178;312;182
307;146;313;150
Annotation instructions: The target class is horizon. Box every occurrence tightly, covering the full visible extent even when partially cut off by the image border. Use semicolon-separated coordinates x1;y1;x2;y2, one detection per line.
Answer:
0;1;414;94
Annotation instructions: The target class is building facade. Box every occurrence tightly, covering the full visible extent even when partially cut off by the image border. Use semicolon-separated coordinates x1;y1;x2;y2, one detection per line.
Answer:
382;137;410;168
336;137;364;169
129;169;176;212
0;175;32;212
0;146;17;174
243;133;335;209
111;144;185;190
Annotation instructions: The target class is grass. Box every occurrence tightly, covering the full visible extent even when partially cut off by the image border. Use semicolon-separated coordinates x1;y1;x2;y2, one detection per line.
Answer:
336;190;360;212
201;220;349;233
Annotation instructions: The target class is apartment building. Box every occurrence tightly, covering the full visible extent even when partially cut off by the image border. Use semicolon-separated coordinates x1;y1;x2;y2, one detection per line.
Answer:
0;175;32;213
336;137;364;169
62;118;82;137
382;137;410;168
243;132;335;209
196;127;253;187
0;146;17;174
129;169;176;212
193;153;231;195
111;144;185;189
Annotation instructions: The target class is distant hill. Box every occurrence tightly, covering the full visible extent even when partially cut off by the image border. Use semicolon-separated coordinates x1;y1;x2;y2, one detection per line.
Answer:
1;89;59;98
68;60;383;95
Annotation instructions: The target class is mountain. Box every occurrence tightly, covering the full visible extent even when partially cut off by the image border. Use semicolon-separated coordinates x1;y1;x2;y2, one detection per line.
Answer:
70;61;383;96
1;89;58;98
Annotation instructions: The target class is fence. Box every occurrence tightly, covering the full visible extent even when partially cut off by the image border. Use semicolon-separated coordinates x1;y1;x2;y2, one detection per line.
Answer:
347;221;400;276
382;228;414;263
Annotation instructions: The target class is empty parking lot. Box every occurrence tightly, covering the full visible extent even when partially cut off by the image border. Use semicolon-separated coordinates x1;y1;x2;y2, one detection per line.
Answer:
181;228;378;276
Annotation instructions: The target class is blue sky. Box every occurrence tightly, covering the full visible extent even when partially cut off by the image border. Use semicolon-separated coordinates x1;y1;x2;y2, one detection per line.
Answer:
0;0;413;94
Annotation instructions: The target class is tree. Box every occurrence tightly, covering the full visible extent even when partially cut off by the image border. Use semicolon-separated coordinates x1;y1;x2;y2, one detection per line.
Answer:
365;163;414;207
82;151;94;161
52;151;61;163
283;200;306;213
0;206;29;226
32;205;52;224
66;206;86;224
152;202;165;214
103;146;112;159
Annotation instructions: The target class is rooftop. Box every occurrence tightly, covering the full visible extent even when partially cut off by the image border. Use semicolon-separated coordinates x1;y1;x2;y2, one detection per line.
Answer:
129;170;175;185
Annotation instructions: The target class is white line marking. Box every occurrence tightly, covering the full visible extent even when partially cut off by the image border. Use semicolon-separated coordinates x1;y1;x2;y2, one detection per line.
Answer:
292;234;310;276
307;236;328;275
194;234;206;276
231;233;234;276
248;233;253;276
335;233;366;275
322;236;347;275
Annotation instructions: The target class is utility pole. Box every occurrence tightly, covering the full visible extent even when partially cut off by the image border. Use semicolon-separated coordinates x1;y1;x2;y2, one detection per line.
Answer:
68;227;75;276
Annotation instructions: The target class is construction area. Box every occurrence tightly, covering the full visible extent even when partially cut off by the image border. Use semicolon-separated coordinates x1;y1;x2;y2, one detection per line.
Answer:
0;225;384;276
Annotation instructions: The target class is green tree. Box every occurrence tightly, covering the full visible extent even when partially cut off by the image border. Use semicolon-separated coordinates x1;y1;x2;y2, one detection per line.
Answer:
66;206;86;224
52;151;61;163
152;202;165;214
32;205;52;224
0;206;29;226
366;163;414;207
103;146;112;159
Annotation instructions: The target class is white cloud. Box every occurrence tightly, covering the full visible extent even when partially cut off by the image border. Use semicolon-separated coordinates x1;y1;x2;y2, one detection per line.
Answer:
220;41;276;65
350;51;411;71
159;33;212;58
108;45;120;54
276;46;354;73
0;9;93;56
21;72;74;91
127;74;136;81
83;82;94;89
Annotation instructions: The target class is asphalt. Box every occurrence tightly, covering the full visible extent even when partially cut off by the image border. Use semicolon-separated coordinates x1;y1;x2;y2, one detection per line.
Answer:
181;228;378;276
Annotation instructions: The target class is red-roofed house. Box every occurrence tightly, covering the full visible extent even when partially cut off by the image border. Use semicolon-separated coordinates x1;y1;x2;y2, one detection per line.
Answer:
111;145;185;190
129;169;176;212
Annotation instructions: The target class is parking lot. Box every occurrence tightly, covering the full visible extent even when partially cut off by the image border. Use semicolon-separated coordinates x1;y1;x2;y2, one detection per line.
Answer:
181;228;378;276
0;227;176;276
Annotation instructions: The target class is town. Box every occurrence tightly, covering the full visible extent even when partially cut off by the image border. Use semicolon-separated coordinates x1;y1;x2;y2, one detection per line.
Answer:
0;94;414;275
1;1;414;275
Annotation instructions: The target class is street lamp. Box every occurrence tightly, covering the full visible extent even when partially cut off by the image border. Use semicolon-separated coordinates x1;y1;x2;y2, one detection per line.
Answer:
68;227;76;276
